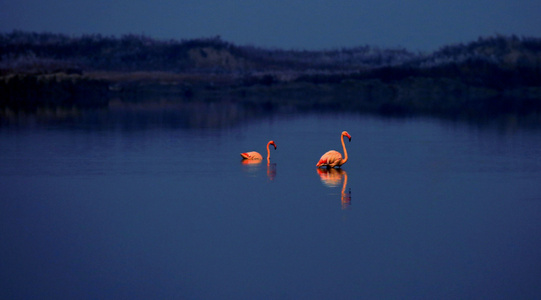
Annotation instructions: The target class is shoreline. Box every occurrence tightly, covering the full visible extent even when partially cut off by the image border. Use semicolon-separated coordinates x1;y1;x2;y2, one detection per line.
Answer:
1;70;541;129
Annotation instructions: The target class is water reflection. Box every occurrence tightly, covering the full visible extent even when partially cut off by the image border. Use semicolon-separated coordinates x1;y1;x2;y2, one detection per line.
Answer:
267;161;277;181
240;158;262;177
3;95;541;131
317;168;351;209
241;159;277;181
0;98;271;129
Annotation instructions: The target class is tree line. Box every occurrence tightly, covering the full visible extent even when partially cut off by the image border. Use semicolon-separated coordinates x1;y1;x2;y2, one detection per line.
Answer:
0;30;423;73
2;31;541;88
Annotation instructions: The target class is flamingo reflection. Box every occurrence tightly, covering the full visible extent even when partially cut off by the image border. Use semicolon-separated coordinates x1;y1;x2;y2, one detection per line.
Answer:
241;158;262;177
317;168;351;209
266;160;277;181
241;157;277;181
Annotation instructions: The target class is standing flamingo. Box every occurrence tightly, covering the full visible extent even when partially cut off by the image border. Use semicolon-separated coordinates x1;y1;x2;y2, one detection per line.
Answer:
241;140;277;162
316;131;351;168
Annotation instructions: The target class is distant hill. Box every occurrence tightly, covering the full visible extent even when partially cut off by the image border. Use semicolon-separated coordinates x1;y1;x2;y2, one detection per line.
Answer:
419;35;541;69
0;31;417;74
1;31;541;119
1;31;540;80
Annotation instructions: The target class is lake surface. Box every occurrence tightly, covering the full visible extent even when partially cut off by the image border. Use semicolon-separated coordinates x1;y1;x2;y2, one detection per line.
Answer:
1;107;541;299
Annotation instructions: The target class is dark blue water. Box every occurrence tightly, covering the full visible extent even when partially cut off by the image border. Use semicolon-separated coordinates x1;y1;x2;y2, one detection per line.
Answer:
1;111;541;299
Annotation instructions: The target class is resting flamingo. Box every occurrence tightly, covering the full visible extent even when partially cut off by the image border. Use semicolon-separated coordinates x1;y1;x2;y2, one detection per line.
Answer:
241;140;277;162
316;131;351;168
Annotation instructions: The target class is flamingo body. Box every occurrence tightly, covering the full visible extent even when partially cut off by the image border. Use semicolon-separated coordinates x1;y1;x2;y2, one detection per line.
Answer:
316;150;345;168
240;151;263;160
316;131;351;168
241;141;277;161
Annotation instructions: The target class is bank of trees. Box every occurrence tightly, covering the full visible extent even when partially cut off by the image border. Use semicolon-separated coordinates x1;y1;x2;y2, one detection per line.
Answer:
1;31;541;115
0;31;419;73
2;31;540;88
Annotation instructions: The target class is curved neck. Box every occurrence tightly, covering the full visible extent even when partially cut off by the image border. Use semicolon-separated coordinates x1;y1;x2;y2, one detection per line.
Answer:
341;134;348;164
266;142;272;160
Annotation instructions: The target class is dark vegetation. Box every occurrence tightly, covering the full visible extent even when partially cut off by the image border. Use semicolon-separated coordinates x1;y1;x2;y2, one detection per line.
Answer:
0;31;415;73
1;31;541;121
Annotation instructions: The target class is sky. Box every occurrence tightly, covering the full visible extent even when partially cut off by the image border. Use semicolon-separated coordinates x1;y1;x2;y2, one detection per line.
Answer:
1;0;540;52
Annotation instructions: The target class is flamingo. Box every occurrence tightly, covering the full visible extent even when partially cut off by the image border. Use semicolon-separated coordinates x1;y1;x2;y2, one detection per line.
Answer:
316;131;351;168
241;140;277;162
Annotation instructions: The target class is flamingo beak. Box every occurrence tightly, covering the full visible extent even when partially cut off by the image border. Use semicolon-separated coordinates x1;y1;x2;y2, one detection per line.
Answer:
274;144;277;150
347;135;351;142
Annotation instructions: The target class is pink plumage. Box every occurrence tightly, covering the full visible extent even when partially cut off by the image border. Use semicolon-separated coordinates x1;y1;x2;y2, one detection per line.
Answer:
316;150;343;167
240;151;263;160
316;131;351;168
240;141;277;161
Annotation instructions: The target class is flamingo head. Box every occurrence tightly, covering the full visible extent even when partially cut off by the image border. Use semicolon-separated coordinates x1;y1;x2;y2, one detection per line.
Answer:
342;131;351;142
269;140;277;150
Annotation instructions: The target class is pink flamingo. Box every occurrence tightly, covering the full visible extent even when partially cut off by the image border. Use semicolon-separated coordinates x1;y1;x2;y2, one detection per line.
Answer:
316;131;351;168
241;140;277;162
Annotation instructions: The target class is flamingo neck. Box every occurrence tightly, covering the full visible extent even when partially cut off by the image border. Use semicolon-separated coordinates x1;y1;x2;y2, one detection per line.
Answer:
341;134;348;164
266;142;271;160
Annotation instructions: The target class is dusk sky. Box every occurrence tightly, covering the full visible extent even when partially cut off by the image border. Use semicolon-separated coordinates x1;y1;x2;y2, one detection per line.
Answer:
1;0;540;51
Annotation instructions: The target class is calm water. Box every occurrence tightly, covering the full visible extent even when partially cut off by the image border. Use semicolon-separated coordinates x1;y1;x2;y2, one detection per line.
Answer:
1;109;541;299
